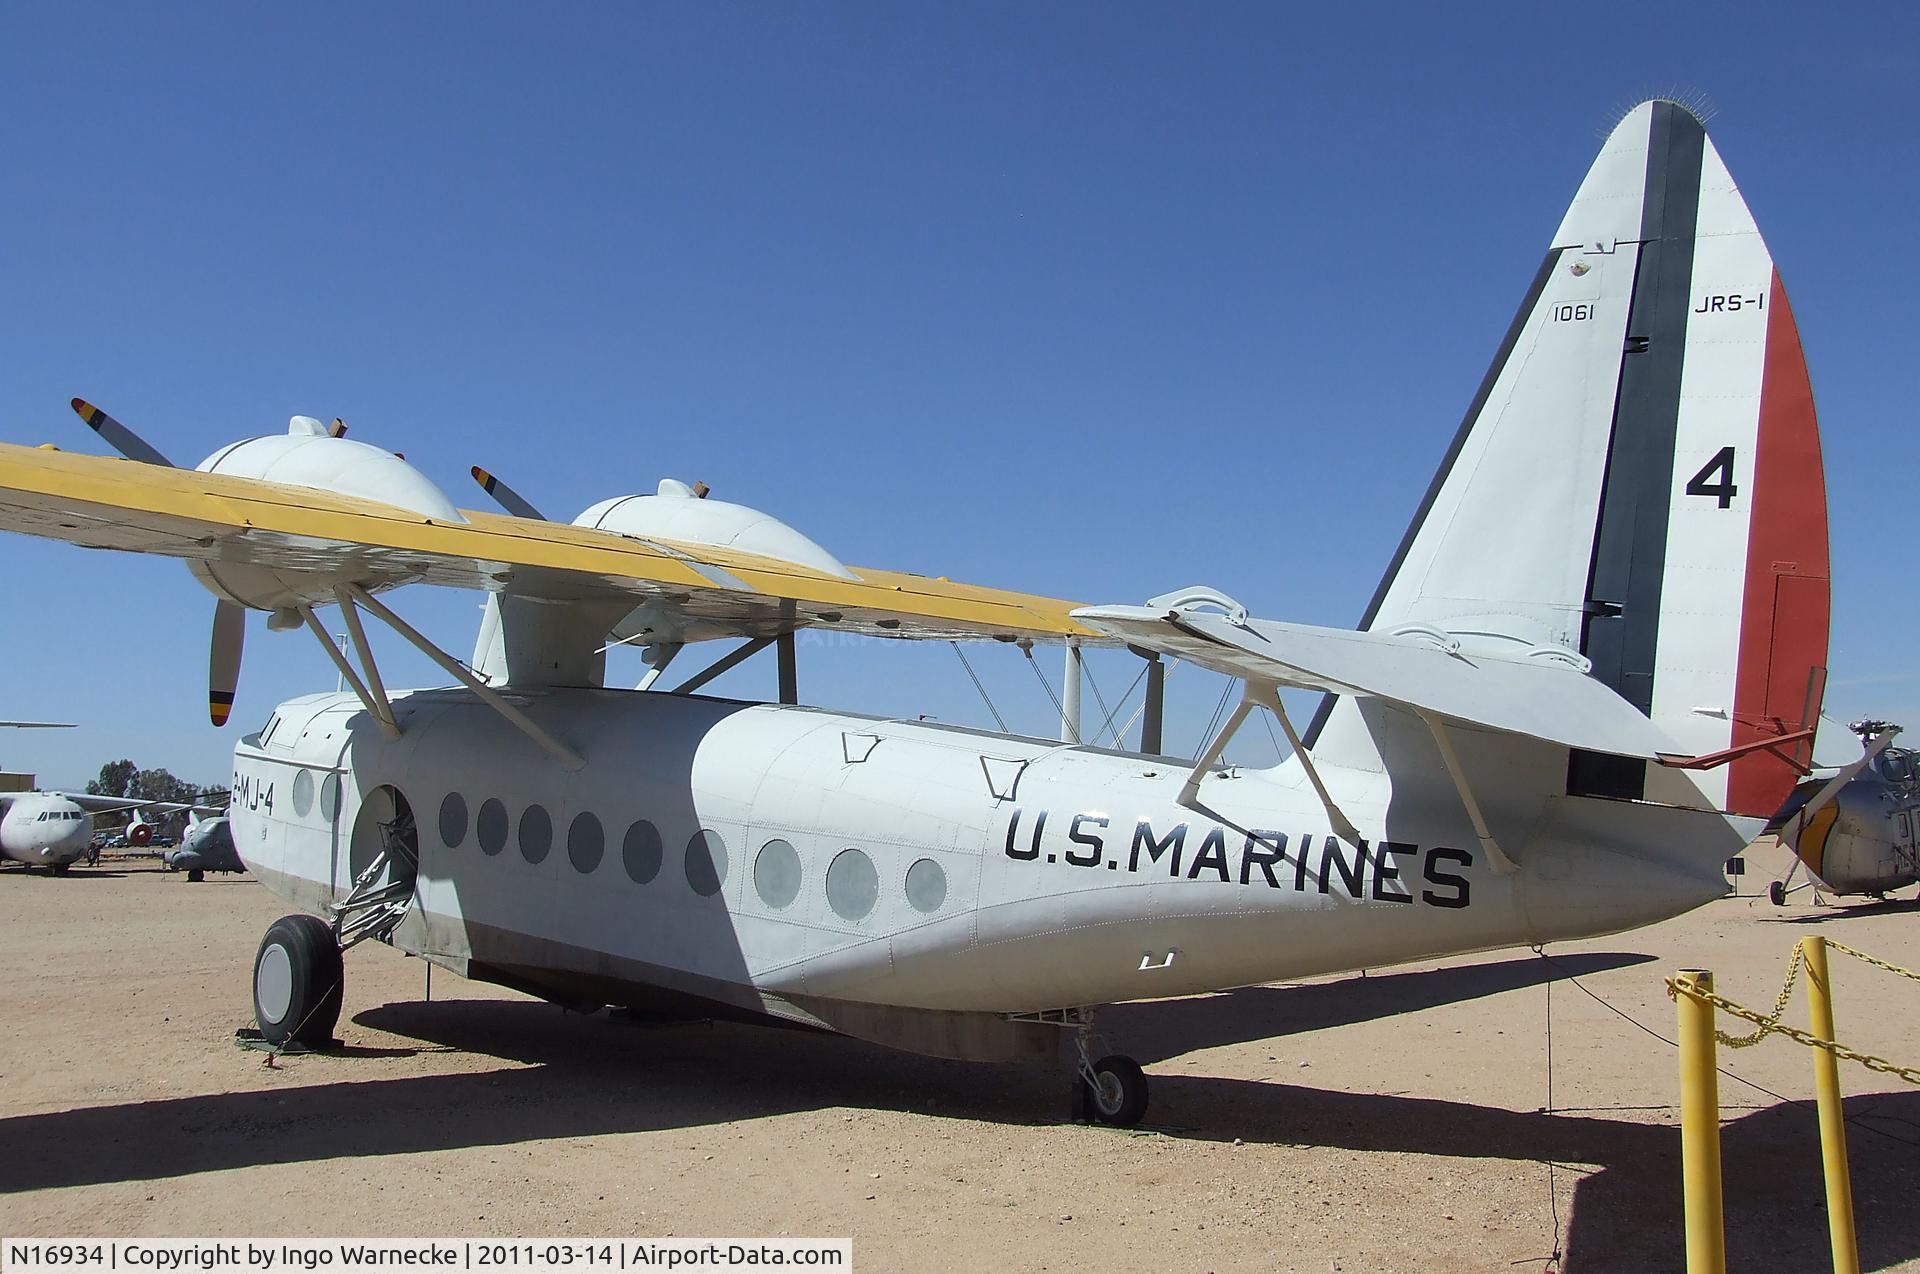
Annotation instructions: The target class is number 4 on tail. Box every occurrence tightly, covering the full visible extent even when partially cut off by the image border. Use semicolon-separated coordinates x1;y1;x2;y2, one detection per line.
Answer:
1686;446;1739;509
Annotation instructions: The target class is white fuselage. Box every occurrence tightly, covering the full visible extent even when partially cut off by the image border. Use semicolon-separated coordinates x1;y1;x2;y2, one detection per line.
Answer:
229;686;1749;1019
0;795;95;867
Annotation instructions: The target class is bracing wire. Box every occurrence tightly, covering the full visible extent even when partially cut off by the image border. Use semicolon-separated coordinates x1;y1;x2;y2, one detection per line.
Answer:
950;642;1009;733
1090;660;1152;749
1197;676;1235;759
1022;645;1066;723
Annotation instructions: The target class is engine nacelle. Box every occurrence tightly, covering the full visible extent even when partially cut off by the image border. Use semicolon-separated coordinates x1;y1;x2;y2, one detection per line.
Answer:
188;417;466;614
126;817;153;848
574;480;853;580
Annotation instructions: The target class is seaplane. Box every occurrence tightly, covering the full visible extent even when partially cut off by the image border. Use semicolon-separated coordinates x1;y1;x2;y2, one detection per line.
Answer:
0;101;1831;1125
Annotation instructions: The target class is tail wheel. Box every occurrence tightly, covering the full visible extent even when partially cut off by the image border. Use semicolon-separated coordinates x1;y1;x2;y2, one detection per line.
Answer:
1081;1054;1149;1127
253;914;344;1048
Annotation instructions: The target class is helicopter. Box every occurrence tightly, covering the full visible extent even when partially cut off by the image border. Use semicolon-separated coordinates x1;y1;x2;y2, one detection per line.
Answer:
1766;720;1919;906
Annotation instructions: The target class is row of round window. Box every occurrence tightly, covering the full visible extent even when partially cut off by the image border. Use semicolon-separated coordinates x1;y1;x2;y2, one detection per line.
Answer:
435;792;948;921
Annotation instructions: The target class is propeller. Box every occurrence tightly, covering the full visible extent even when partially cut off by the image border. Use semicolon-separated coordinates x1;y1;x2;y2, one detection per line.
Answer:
470;465;549;521
71;396;246;727
71;398;173;467
209;600;245;727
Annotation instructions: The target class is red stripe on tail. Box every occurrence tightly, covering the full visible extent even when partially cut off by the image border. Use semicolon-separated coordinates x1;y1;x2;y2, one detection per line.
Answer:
1727;271;1830;817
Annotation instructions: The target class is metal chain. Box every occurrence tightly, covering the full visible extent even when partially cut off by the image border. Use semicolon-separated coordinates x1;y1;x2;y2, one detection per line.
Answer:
1826;938;1920;984
1713;945;1805;1049
1666;976;1920;1086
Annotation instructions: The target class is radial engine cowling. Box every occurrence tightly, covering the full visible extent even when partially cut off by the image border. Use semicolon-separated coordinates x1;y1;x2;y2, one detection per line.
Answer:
188;417;467;615
126;818;153;848
573;480;853;579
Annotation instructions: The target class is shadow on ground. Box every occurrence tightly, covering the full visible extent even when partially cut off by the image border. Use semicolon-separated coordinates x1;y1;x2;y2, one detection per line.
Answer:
1754;895;1920;926
3;953;1914;1272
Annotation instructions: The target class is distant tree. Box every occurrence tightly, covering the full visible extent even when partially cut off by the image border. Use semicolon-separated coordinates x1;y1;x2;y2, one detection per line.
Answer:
86;760;225;805
86;759;138;798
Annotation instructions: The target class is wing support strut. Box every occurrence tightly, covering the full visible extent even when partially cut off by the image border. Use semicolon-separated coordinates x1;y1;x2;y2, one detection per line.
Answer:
1416;709;1518;875
1178;680;1362;848
343;584;585;771
1251;682;1362;846
635;642;682;691
297;606;400;741
671;637;774;695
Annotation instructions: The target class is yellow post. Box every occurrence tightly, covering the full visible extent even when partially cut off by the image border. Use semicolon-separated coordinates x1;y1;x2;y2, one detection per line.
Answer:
1676;969;1726;1274
1803;936;1860;1274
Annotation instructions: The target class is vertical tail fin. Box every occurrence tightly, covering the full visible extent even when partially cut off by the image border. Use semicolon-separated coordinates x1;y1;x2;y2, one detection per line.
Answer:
1309;101;1828;817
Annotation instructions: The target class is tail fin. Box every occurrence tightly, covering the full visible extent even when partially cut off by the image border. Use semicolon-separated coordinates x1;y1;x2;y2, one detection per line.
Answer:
1309;101;1828;817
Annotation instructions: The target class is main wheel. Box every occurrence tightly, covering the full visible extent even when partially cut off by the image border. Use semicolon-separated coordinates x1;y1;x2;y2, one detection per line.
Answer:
51;863;70;876
253;914;344;1048
1769;879;1788;907
1081;1054;1149;1127
187;869;205;883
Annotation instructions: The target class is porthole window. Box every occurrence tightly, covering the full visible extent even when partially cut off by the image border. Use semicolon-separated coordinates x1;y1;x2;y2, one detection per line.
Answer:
685;829;727;897
568;812;604;874
477;798;509;856
439;792;468;848
826;847;879;922
319;774;342;823
292;770;315;818
519;805;552;864
753;839;802;909
905;858;948;914
622;820;663;884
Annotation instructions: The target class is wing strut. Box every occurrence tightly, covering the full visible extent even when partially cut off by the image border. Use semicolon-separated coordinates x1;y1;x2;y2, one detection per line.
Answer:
298;607;400;741
1141;652;1166;755
778;632;798;705
1178;680;1363;848
635;642;683;691
1416;710;1518;875
671;637;775;695
343;585;585;771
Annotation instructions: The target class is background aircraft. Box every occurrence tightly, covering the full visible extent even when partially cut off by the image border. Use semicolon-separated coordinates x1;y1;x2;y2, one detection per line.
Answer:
1766;720;1919;905
163;811;245;881
0;791;217;872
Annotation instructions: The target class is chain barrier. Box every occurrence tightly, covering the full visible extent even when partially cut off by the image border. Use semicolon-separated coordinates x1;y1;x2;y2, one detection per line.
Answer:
1667;965;1920;1087
1711;943;1804;1050
1826;938;1920;984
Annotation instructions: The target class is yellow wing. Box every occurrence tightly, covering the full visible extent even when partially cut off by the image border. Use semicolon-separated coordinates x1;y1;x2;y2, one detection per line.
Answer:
0;442;1107;644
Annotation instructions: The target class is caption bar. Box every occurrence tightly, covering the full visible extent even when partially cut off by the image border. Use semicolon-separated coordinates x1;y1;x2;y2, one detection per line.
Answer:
4;1242;850;1273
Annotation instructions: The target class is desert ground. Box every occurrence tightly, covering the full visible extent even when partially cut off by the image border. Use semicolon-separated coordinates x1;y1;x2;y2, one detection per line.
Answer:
1;841;1916;1273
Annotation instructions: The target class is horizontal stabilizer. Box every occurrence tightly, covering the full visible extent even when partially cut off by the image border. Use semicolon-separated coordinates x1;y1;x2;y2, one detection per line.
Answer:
1074;604;1675;761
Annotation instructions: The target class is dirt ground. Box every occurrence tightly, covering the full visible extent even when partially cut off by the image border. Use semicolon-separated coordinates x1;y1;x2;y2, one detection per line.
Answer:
1;841;1916;1273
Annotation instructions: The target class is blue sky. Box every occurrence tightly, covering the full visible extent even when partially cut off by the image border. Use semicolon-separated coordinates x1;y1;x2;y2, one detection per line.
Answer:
1;3;1914;789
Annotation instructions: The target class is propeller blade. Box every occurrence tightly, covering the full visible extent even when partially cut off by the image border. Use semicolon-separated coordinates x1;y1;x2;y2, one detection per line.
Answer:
470;465;548;521
70;398;174;467
209;600;244;727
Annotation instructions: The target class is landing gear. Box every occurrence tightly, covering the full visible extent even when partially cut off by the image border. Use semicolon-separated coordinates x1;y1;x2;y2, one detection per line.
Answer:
1071;1018;1148;1127
1769;879;1788;907
253;914;344;1048
1080;1053;1149;1126
51;863;70;876
187;869;204;883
